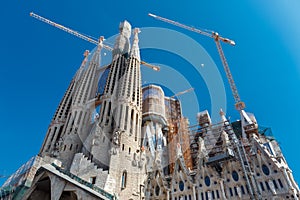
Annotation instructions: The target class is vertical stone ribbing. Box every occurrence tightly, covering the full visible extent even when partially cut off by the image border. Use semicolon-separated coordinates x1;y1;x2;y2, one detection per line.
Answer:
58;43;102;169
108;27;144;200
39;50;90;157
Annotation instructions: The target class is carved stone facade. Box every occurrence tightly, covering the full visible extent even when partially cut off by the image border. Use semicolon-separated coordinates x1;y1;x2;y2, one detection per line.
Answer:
142;86;300;200
1;21;299;200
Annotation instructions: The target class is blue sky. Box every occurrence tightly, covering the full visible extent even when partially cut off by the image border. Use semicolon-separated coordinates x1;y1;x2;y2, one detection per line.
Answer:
1;1;300;186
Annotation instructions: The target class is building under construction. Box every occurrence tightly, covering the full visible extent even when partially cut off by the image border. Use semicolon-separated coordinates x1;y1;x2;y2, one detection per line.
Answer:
0;13;300;200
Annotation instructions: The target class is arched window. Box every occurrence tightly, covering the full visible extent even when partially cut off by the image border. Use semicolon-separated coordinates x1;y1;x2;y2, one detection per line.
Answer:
121;171;127;189
155;185;160;196
107;102;111;117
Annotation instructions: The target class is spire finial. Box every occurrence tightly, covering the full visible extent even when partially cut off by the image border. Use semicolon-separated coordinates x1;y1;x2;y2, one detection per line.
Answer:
134;28;141;35
130;28;141;60
79;50;90;69
219;108;225;116
219;108;227;122
96;36;104;51
83;50;89;57
98;36;104;43
133;28;140;43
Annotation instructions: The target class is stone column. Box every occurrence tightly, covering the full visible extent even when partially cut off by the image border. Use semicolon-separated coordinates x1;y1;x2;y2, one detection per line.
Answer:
218;178;227;200
192;185;197;200
282;167;293;189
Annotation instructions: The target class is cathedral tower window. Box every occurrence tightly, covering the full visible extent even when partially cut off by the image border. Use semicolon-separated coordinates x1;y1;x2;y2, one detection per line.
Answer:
155;185;160;196
100;101;106;124
265;181;270;190
51;127;57;142
216;190;220;198
278;179;284;188
57;125;63;139
130;109;134;133
90;176;96;184
273;179;278;189
135;113;138;141
229;187;233;196
234;187;238;196
107;102;111;117
240;185;245;194
205;191;209;199
77;111;83;125
260;182;265;191
125;106;129;130
121;171;127;189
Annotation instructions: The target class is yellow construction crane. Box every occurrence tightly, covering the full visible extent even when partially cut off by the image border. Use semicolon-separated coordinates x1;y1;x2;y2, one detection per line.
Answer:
30;12;160;71
149;13;264;200
170;87;194;98
149;13;245;110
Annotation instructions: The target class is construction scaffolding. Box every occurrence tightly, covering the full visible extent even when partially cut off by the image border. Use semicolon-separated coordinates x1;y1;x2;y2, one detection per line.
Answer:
178;117;193;170
164;97;193;173
164;97;181;174
189;121;235;169
188;111;263;200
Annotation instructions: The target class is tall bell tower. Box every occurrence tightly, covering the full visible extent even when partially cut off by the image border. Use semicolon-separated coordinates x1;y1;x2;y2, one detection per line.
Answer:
79;21;144;199
109;27;144;199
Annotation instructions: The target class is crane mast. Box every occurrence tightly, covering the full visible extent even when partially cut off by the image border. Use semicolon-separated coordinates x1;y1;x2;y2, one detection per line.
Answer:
30;12;160;71
148;13;245;110
213;35;245;110
149;13;263;200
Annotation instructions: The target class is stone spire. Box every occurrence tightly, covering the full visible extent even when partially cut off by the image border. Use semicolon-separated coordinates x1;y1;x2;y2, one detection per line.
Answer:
58;39;103;169
112;20;131;59
39;49;90;158
130;28;141;61
219;108;227;122
100;21;144;199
